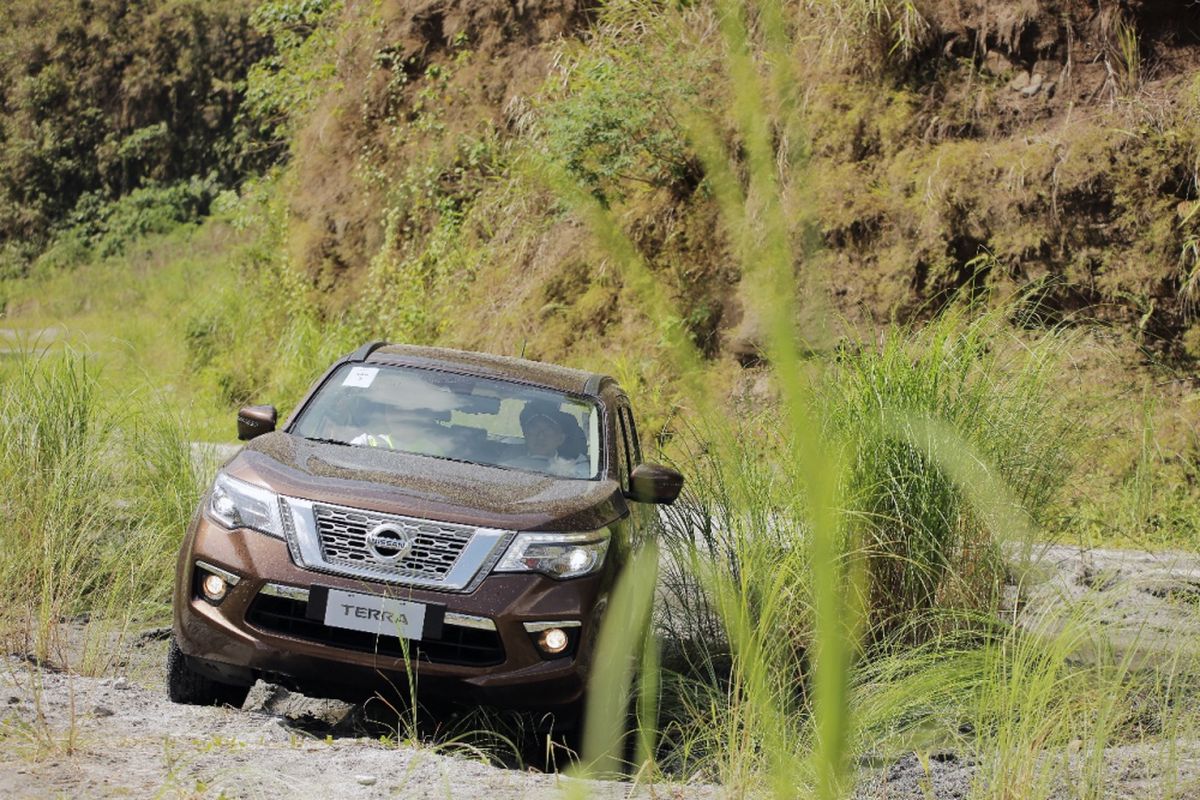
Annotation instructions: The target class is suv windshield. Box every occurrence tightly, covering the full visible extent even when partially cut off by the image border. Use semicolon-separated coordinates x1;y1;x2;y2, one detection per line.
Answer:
291;364;601;480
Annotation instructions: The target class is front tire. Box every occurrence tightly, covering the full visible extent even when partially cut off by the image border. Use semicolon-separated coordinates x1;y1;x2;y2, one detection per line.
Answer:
166;636;250;707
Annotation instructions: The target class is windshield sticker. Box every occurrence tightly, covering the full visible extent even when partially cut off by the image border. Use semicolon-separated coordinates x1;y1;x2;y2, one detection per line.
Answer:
341;367;378;388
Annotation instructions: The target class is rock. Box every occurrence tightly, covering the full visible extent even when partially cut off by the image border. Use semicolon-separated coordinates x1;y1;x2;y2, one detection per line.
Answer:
1021;73;1045;96
983;50;1013;76
243;680;283;712
242;679;356;728
259;717;289;741
6;695;19;705
92;705;113;718
1076;554;1117;591
112;677;129;690
355;775;377;786
133;627;172;647
1008;72;1031;92
1139;577;1200;601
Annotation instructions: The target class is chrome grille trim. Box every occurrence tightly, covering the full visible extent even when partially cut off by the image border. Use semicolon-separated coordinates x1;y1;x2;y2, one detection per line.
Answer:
522;620;582;632
260;582;309;601
313;504;471;581
278;496;512;593
195;560;241;585
256;585;495;631
444;613;497;631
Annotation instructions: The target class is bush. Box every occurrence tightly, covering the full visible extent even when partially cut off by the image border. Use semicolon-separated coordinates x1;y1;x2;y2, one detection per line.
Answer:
660;311;1075;651
36;178;221;272
821;312;1076;636
532;8;710;206
649;311;1077;784
537;55;698;205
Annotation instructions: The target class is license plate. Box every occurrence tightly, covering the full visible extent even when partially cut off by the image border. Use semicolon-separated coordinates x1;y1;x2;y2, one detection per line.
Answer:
311;587;435;640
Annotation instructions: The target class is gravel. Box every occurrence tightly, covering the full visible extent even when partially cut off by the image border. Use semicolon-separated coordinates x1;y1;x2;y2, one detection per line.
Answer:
4;544;1200;798
0;659;722;799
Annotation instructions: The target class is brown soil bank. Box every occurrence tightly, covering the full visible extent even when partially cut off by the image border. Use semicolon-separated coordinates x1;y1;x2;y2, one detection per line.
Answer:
260;0;1200;374
807;0;1200;351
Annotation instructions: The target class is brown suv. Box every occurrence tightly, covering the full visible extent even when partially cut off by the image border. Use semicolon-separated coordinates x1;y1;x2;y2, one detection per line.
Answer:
169;343;683;721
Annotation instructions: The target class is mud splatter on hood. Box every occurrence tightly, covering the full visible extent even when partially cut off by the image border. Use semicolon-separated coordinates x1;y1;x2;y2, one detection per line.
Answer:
225;432;625;532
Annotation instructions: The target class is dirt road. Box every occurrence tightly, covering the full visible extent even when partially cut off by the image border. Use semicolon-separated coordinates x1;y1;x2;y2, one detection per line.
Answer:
5;544;1200;798
0;644;716;799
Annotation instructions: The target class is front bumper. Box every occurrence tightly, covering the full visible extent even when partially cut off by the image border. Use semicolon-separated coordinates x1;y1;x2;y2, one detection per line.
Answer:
173;514;603;711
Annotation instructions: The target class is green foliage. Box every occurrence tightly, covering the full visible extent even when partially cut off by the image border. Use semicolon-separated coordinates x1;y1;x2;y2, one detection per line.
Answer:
243;0;343;150
174;179;362;410
803;0;934;72
649;312;1076;778
823;312;1075;634
1110;14;1142;94
0;0;270;269
36;178;220;271
355;131;506;345
532;9;709;206
537;57;696;205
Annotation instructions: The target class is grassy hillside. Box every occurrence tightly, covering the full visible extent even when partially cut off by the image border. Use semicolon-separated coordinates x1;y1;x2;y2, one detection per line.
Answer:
3;0;1197;547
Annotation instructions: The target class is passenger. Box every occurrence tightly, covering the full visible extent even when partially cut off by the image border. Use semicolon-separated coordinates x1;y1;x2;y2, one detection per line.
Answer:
350;403;396;449
351;403;457;457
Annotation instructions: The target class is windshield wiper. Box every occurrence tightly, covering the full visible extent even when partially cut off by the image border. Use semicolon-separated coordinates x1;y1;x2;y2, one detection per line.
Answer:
301;436;350;447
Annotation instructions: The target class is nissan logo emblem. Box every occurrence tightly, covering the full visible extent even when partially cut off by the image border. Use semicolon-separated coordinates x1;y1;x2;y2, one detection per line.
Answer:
364;523;412;563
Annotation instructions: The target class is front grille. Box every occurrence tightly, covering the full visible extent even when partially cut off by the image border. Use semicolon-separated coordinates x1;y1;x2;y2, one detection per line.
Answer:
246;594;505;667
313;504;474;582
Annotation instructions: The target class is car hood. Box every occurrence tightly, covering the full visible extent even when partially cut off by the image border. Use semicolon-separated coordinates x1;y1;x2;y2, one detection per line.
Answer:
224;432;626;532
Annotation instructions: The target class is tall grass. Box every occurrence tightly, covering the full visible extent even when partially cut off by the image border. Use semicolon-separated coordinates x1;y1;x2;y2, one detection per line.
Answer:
0;346;203;672
644;310;1076;769
537;1;1198;798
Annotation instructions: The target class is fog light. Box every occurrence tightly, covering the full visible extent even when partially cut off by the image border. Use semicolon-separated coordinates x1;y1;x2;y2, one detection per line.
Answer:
538;627;569;655
201;573;228;602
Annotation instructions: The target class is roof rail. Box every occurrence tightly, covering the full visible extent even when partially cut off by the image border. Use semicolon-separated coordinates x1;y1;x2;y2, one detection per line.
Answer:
348;340;389;362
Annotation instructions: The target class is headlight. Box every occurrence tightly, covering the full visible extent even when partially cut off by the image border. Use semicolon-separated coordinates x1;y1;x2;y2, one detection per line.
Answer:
206;473;284;539
494;529;610;579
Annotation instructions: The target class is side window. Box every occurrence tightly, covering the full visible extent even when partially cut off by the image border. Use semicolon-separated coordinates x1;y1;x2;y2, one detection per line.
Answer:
620;406;642;466
614;407;630;492
615;399;639;493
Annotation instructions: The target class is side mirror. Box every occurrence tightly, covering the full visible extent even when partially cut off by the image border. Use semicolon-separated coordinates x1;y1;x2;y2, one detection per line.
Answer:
237;405;277;441
628;463;684;505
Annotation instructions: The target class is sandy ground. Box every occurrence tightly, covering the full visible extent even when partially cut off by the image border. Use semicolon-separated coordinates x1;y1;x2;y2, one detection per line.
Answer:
0;652;718;799
4;544;1200;799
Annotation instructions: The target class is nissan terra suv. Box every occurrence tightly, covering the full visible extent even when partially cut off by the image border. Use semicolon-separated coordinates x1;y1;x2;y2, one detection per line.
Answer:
169;343;683;720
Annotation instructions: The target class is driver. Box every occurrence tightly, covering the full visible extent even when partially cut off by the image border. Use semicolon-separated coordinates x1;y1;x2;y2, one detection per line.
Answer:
516;402;589;478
